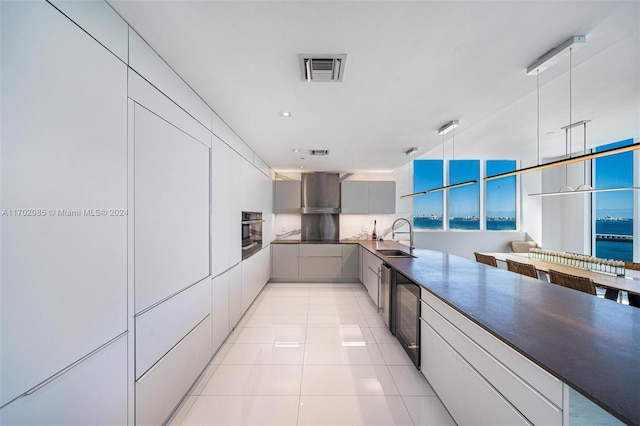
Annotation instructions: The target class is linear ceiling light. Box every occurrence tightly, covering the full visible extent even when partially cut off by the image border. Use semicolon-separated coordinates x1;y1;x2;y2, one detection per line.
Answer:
405;147;419;156
428;180;478;193
526;35;586;75
485;142;640;181
400;191;426;199
437;120;459;135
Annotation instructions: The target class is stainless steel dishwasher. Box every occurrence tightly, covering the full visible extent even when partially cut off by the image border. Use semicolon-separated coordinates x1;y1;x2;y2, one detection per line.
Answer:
380;264;392;328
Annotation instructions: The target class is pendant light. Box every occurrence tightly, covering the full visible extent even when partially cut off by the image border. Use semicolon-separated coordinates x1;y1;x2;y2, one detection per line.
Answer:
486;35;640;182
428;120;477;193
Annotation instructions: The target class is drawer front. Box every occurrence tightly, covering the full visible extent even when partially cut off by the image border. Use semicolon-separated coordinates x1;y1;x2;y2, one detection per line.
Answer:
421;291;562;407
299;257;342;279
136;317;211;426
421;318;530;426
135;277;211;379
422;303;562;425
299;244;342;257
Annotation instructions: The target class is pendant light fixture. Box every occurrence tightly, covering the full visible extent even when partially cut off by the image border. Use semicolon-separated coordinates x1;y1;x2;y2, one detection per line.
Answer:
428;120;477;193
486;34;640;182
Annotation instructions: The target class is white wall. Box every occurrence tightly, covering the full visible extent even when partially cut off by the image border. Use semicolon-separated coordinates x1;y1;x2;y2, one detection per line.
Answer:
541;163;591;254
413;231;527;260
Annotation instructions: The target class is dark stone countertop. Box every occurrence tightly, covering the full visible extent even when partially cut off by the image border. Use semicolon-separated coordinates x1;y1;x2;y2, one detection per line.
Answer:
354;241;640;425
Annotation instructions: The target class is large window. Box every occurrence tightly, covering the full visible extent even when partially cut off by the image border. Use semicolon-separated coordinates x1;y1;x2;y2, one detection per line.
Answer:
449;160;480;229
594;139;634;261
414;158;516;230
486;160;516;230
413;160;443;229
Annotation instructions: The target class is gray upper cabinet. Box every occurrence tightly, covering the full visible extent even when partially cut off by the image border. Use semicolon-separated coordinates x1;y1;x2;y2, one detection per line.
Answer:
273;181;301;214
341;181;395;214
368;182;396;214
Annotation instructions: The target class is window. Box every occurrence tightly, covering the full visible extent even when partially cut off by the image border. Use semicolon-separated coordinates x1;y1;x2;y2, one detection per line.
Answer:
485;160;516;230
449;160;479;230
593;139;634;261
413;160;443;229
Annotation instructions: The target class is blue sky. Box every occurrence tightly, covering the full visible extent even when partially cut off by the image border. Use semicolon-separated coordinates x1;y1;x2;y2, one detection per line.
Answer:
595;139;634;219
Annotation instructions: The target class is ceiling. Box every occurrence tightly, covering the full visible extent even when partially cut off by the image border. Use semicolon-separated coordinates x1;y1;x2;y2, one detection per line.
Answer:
108;1;640;173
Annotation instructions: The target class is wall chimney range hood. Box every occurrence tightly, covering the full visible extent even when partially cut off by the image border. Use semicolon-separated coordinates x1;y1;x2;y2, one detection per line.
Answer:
300;172;341;214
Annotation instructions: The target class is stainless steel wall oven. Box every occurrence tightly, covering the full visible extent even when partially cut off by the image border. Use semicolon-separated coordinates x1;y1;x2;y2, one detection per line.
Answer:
241;211;262;260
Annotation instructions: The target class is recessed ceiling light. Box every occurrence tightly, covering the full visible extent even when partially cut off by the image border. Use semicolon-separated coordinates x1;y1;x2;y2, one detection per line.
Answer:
299;166;304;169
279;111;292;117
292;148;300;152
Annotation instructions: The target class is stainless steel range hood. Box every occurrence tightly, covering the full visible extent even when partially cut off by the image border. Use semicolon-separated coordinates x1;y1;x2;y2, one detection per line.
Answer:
300;172;341;214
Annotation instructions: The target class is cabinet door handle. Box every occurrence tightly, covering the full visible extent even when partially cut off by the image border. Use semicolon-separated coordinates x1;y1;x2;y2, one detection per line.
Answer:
377;267;382;310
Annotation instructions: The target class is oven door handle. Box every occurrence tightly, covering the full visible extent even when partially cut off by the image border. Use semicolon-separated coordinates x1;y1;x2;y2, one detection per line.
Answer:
241;219;265;224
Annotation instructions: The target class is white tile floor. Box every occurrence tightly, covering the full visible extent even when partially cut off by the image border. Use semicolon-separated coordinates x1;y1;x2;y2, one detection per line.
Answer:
168;282;456;426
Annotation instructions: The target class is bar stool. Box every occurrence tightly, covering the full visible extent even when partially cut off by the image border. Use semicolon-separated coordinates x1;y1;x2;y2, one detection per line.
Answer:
474;252;497;267
548;269;596;295
506;259;539;279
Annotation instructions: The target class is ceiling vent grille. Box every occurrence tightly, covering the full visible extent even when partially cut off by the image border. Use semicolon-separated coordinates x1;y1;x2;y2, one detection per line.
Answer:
310;149;330;156
299;54;347;82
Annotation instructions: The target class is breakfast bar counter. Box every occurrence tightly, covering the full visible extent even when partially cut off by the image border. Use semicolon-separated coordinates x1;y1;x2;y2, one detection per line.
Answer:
352;242;639;425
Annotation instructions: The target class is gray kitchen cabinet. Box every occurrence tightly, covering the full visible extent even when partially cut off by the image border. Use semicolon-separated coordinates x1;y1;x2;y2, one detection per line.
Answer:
342;244;360;279
272;244;299;279
368;182;396;214
299;244;342;279
341;181;369;213
341;181;396;214
274;181;301;214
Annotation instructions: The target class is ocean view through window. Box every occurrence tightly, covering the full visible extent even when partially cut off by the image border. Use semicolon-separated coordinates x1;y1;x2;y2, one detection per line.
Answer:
413;160;443;229
486;160;516;230
449;160;480;229
594;139;634;261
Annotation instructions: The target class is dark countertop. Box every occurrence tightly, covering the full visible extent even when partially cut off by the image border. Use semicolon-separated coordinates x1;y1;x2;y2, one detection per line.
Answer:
353;241;640;425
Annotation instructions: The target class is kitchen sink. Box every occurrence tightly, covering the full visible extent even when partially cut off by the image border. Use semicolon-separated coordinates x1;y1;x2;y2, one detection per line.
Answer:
377;249;416;258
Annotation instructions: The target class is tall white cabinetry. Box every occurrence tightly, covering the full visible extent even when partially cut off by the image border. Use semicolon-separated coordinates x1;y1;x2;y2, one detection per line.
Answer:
1;1;274;423
0;2;128;422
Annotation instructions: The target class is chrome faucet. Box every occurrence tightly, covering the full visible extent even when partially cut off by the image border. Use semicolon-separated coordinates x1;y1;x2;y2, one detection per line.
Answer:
391;218;415;251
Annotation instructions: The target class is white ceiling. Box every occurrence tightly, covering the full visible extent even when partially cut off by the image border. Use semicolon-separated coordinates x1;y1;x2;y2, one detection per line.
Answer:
108;1;640;173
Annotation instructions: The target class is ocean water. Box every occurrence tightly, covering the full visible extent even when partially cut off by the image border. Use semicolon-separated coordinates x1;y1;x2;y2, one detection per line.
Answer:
413;218;515;230
595;220;633;261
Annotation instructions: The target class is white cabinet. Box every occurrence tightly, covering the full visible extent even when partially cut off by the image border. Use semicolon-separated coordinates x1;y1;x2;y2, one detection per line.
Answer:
420;289;563;425
135;278;211;379
212;136;242;275
211;273;230;354
229;264;243;329
272;244;299;279
341;181;396;214
1;1;128;406
263;174;274;247
0;336;128;426
241;160;264;213
362;249;383;306
420;319;529;426
136;317;211;426
273;181;301;213
241;248;271;314
134;104;210;313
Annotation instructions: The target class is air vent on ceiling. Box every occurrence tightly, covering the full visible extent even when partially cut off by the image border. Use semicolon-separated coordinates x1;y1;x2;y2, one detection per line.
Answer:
299;54;347;82
310;149;330;156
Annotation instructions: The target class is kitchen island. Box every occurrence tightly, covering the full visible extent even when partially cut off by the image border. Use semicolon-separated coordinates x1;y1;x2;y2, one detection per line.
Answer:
351;240;639;425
